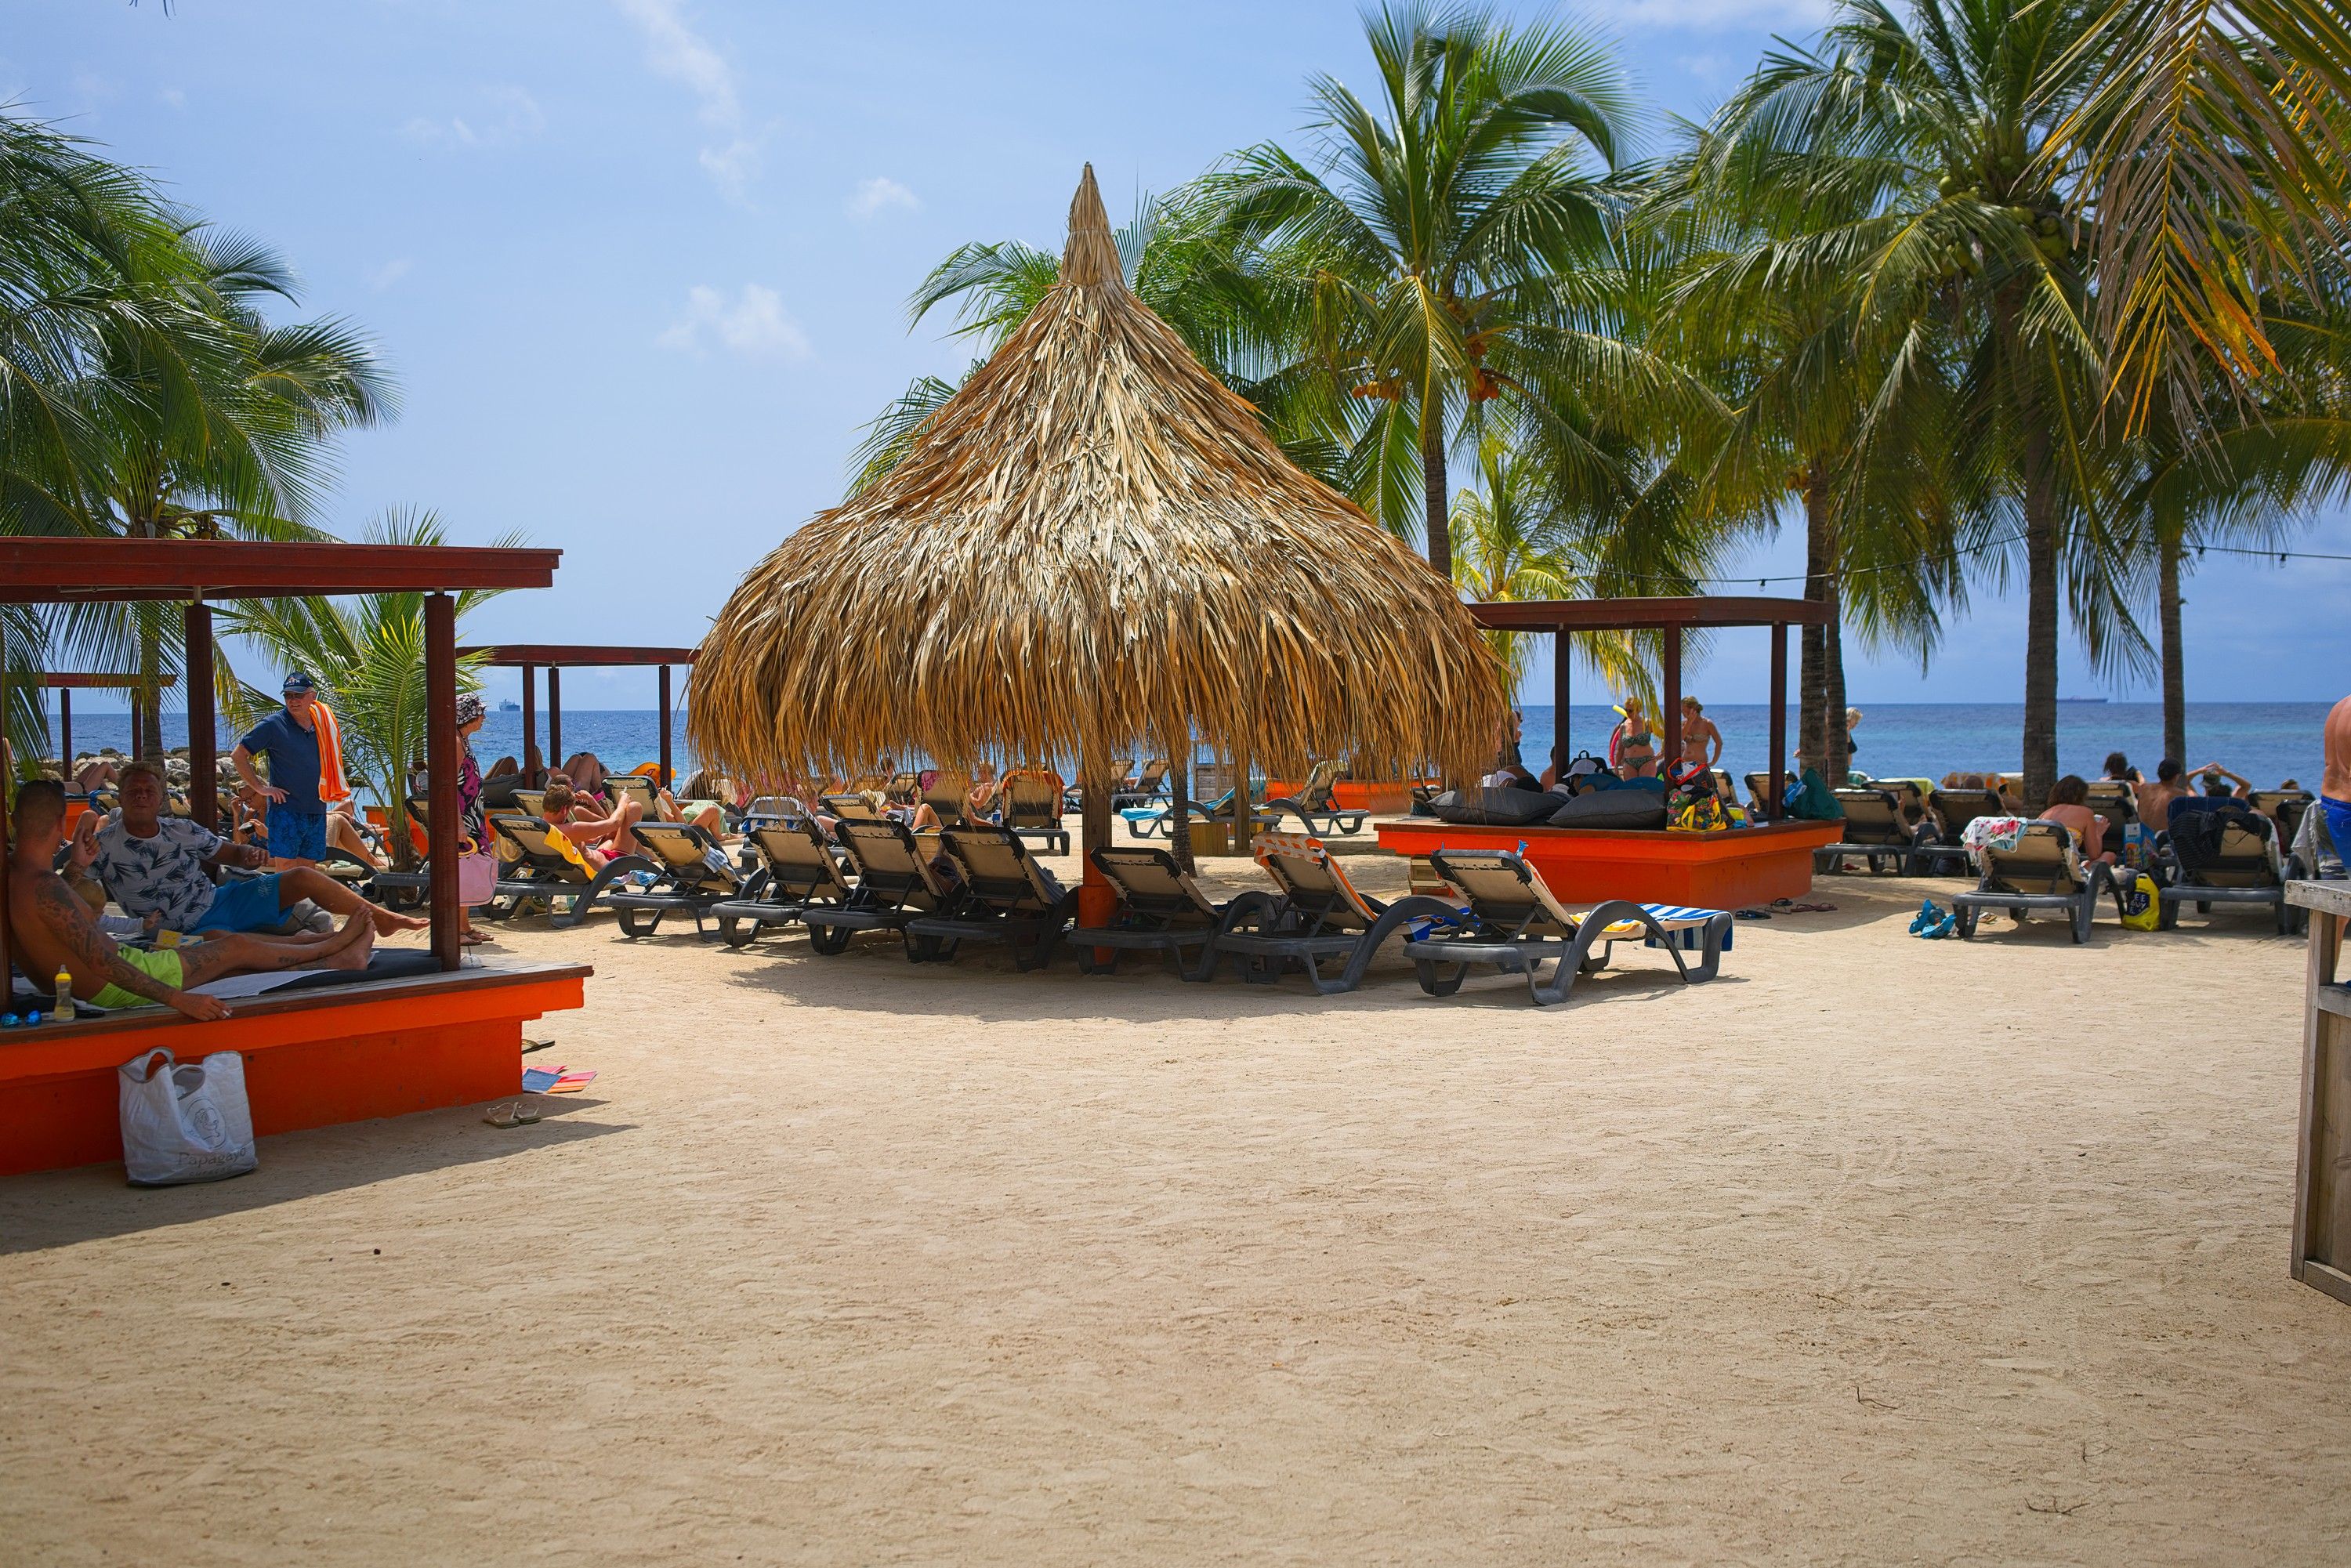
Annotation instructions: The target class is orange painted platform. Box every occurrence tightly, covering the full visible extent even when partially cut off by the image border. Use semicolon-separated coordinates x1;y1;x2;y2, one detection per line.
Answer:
1265;780;1433;816
1375;817;1842;910
0;962;590;1177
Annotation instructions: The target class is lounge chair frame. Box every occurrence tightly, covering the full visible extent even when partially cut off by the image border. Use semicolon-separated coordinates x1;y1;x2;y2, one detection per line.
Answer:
708;819;857;947
1403;849;1730;1006
1201;832;1462;994
479;811;653;929
999;769;1071;855
1067;846;1279;977
903;824;1076;970
1951;822;2119;943
1819;786;1932;874
1262;760;1369;837
601;819;760;939
802;818;963;958
2153;808;2300;935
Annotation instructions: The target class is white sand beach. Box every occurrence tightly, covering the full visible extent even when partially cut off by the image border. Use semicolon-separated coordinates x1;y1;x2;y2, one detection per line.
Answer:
3;851;2346;1565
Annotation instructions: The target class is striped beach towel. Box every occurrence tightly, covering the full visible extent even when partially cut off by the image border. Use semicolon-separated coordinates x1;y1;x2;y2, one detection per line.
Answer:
1626;903;1732;953
313;700;352;806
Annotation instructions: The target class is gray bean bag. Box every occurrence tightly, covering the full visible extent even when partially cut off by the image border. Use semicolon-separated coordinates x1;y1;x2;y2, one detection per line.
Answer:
1545;788;1668;831
1425;787;1562;826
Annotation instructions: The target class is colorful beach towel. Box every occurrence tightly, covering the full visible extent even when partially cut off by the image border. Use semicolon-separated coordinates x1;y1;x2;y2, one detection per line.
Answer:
313;700;351;806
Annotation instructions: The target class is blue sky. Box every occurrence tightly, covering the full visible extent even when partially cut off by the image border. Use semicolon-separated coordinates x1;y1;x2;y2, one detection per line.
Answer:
11;0;2347;712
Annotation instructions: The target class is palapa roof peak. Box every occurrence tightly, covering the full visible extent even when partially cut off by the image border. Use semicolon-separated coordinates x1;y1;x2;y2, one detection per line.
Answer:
690;166;1506;788
1060;163;1122;290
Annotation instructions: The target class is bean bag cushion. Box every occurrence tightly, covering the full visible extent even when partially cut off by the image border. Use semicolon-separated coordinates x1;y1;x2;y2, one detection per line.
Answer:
1425;788;1562;826
1544;788;1669;830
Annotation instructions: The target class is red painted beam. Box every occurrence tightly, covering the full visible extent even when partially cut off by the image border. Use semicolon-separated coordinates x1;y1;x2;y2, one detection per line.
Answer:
0;539;560;602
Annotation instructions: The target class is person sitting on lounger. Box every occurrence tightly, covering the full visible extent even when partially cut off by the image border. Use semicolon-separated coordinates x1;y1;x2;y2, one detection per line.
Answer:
561;752;609;800
74;761;426;940
9;780;378;1021
964;762;1005;825
2038;774;2114;864
540;777;643;867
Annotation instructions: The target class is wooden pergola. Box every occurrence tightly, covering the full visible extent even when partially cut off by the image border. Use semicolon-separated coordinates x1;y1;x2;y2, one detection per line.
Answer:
2;538;562;972
35;672;177;769
458;644;698;787
1470;596;1832;817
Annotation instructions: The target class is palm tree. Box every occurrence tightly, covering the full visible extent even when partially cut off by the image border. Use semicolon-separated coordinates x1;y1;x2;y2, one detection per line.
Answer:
1688;0;2146;806
71;226;394;754
212;509;516;862
1200;2;1708;572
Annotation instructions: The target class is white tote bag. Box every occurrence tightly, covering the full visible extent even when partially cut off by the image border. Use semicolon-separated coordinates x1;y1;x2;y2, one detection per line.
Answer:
118;1048;257;1186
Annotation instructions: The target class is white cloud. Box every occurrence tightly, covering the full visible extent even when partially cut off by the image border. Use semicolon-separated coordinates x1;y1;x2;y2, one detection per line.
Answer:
400;85;543;149
657;284;810;360
367;258;413;292
614;0;761;198
848;176;919;221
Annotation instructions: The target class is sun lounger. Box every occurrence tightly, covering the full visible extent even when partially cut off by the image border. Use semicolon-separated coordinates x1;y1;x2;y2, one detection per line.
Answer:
368;795;437;906
1068;846;1280;976
1120;786;1276;841
600;819;756;938
2251;788;2315;845
1922;788;2006;874
921;771;973;829
1112;759;1170;809
1401;849;1731;1005
1951;821;2119;943
802;817;963;957
1001;768;1070;854
2154;806;2298;934
820;791;886;822
1263;760;1368;836
1820;786;1930;873
605;774;659;817
708;819;858;947
480;811;653;929
1201;831;1463;994
882;770;921;805
903;824;1077;969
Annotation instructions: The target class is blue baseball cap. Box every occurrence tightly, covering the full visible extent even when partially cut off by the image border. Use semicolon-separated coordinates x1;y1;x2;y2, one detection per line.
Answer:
282;671;317;694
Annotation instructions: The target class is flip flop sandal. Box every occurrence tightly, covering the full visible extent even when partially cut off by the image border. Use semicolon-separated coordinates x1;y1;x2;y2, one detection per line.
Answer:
483;1103;522;1129
511;1102;545;1125
522;1037;557;1055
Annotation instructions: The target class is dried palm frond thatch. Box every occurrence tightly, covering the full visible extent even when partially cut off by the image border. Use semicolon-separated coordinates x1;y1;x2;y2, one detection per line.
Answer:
691;165;1506;807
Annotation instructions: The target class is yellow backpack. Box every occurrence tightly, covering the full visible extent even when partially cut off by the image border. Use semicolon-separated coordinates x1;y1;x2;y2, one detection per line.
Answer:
2117;868;2160;931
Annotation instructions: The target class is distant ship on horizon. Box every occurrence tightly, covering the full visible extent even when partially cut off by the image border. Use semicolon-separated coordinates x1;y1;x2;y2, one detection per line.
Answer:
498;700;520;712
2056;697;2108;703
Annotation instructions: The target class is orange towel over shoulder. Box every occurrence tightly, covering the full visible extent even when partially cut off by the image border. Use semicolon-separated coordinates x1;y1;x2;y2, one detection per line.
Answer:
313;700;351;805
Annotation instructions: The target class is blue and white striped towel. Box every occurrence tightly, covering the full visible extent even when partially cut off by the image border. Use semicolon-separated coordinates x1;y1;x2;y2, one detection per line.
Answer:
1636;904;1730;952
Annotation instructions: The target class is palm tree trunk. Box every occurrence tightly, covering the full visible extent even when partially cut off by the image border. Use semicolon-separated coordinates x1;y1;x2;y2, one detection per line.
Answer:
1799;473;1829;779
2159;535;2186;765
2020;439;2062;808
1822;585;1850;788
1421;407;1451;575
137;617;164;759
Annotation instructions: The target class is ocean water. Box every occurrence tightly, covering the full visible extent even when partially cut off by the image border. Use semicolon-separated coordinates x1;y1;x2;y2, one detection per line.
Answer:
39;701;2336;794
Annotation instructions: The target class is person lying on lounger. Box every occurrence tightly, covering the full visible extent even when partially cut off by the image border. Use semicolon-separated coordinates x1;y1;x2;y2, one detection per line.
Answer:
2037;774;2114;864
539;777;643;867
9;780;377;1022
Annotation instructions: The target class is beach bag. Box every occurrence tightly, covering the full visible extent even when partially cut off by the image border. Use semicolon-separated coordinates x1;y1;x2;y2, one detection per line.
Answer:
457;847;499;906
118;1048;256;1186
2117;869;2160;931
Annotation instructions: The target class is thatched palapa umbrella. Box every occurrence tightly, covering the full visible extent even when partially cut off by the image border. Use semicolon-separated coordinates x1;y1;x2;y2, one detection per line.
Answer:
690;165;1507;877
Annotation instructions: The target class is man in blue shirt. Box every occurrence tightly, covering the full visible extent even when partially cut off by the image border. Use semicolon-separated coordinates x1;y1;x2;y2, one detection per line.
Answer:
233;672;329;864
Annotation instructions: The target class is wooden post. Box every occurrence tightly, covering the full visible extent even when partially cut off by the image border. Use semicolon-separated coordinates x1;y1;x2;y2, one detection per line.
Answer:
184;602;216;831
1769;621;1788;820
520;663;536;780
57;686;71;773
0;628;13;986
547;667;562;767
1552;628;1570;775
1662;624;1683;775
2290;881;2351;1307
1170;748;1193;874
1229;746;1251;857
425;593;462;971
657;664;673;787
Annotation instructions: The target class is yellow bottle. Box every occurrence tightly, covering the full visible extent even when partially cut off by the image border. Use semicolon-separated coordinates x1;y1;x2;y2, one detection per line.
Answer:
53;966;75;1022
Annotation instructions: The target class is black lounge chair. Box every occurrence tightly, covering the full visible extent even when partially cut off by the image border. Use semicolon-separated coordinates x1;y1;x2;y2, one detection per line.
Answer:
2251;788;2315;846
1069;846;1279;977
480;811;652;929
1951;822;2120;943
1263;760;1369;837
2154;804;2298;934
903;824;1077;970
1402;849;1731;1006
1111;758;1170;809
1001;769;1071;854
709;819;857;947
1820;786;1931;873
802;818;962;958
1201;831;1462;994
601;819;759;938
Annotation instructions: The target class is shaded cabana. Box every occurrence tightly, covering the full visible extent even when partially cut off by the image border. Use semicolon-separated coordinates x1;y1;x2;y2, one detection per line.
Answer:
34;672;176;770
460;643;698;786
0;538;588;1177
690;166;1506;885
1471;595;1832;815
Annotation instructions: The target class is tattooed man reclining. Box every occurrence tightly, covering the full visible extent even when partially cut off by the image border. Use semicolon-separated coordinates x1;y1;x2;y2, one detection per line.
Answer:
8;780;375;1023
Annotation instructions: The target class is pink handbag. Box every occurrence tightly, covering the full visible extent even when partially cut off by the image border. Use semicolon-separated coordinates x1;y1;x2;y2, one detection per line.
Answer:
455;848;498;906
